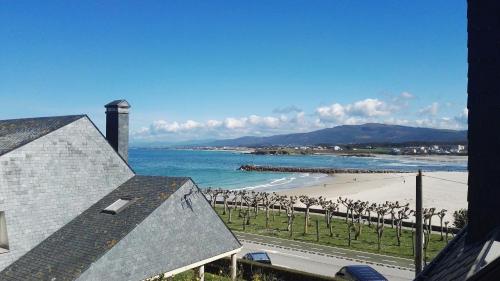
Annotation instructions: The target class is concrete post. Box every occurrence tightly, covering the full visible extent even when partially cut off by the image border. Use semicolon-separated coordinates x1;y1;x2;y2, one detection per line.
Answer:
231;253;237;281
415;170;423;276
198;265;205;281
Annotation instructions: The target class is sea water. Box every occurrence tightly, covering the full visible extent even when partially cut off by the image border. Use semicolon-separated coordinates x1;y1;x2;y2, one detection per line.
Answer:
129;148;467;191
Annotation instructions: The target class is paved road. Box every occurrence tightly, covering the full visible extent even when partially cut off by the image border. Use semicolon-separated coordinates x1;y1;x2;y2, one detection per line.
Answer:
235;232;415;281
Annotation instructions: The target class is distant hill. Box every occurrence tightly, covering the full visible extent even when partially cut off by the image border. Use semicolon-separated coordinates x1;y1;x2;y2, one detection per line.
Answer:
206;123;467;147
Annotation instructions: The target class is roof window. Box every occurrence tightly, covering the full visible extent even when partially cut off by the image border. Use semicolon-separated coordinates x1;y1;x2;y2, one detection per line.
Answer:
102;198;135;215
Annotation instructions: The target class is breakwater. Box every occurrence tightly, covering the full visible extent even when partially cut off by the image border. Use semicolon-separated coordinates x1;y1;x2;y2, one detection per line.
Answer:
238;165;408;174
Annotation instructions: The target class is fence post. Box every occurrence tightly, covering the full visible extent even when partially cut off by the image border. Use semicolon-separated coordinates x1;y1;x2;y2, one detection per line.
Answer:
316;219;320;242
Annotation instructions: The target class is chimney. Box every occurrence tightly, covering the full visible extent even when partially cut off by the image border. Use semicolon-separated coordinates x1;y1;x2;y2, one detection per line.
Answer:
466;0;500;243
105;100;131;162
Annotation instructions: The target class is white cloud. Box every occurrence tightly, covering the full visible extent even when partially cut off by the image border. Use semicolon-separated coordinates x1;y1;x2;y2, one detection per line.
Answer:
272;105;302;114
224;117;247;129
206;119;223;128
348;98;391;117
419;102;439;116
316;98;394;125
454;108;468;126
400;92;414;99
316;103;346;122
131;96;467;142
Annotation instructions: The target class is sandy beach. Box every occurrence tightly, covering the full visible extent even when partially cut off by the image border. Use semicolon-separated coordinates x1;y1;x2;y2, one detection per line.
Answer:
277;171;468;224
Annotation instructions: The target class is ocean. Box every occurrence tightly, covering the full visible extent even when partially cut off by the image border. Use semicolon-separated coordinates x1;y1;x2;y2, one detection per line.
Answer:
129;148;467;191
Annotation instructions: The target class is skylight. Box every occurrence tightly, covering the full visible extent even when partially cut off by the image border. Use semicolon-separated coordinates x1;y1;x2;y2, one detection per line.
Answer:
102;198;134;215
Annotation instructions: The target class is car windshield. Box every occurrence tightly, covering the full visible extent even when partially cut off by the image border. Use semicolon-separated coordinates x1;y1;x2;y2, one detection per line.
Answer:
250;253;269;261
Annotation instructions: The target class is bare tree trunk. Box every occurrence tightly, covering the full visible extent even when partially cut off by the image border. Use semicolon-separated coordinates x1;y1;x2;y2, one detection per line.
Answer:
304;207;310;234
440;218;444;241
348;224;352;247
265;207;270;229
223;198;228;215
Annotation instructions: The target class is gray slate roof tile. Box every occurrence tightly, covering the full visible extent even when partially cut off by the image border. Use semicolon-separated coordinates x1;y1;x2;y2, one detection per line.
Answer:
0;115;85;156
0;175;190;281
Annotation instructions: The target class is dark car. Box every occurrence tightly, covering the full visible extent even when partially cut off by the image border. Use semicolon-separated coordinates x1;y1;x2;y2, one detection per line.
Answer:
242;252;272;265
335;265;388;281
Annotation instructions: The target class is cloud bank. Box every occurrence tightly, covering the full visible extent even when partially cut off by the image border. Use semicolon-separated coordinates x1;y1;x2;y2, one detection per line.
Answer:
132;92;468;142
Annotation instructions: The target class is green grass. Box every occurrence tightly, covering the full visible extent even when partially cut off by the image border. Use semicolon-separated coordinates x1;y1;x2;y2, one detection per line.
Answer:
216;206;448;261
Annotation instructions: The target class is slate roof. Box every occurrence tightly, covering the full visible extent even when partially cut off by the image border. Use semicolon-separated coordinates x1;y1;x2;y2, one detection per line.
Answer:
0;175;190;281
105;100;130;108
416;226;500;280
0;115;85;157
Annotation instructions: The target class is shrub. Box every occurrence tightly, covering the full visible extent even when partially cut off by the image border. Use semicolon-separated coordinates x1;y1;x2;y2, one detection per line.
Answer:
453;209;468;229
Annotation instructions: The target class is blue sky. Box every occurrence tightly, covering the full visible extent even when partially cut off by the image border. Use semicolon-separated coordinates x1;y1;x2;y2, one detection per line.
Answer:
0;1;468;143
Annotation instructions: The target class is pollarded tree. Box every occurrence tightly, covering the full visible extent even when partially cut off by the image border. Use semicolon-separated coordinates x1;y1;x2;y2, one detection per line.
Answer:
444;221;450;242
221;190;231;215
203;188;214;206
327;201;339;237
376;204;389;230
387;201;401;228
249;191;262;218
353;200;369;240
426;207;436;234
366;203;377;227
395;205;412;246
299;195;319;234
262;192;280;229
278;195;288;216
211;188;223;208
437;209;447;241
286;196;298;233
338;197;353;223
318;197;331;225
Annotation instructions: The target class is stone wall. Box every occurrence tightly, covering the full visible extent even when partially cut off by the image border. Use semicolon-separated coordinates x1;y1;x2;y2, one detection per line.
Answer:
0;117;134;270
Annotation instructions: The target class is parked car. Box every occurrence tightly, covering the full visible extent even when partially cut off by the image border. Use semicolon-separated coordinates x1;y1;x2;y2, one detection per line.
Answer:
335;265;388;281
242;252;272;265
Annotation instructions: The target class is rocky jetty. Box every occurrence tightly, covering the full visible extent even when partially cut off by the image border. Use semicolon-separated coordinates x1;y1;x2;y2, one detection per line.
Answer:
238;165;407;174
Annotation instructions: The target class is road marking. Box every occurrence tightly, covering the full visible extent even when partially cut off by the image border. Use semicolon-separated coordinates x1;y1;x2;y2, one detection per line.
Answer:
356;255;372;259
261;249;279;254
279;252;311;259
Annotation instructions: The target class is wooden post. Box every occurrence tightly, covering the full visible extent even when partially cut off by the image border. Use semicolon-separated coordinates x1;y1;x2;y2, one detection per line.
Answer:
316;219;320;242
198;265;205;281
231;253;237;281
415;170;424;276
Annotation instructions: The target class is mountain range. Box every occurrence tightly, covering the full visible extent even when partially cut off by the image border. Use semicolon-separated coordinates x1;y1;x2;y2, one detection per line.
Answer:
206;123;467;147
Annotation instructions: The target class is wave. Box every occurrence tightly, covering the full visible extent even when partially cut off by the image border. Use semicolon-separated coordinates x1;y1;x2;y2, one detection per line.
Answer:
233;173;328;192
